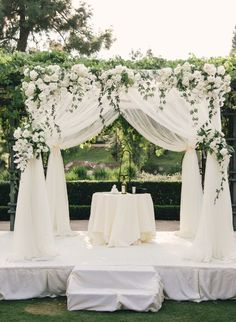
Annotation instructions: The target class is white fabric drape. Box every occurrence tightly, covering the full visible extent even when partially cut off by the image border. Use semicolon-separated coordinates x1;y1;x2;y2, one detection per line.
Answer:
46;146;73;236
179;148;203;238
120;88;203;238
11;156;56;260
190;111;236;261
45;89;118;236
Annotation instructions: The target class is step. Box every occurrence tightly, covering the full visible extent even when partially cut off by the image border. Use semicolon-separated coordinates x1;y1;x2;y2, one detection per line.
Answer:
66;265;164;312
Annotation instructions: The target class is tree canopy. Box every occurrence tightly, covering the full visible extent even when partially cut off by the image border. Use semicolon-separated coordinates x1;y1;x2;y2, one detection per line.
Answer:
0;0;113;54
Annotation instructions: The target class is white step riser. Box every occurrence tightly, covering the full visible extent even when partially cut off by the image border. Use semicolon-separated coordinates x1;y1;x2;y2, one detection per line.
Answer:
66;265;164;312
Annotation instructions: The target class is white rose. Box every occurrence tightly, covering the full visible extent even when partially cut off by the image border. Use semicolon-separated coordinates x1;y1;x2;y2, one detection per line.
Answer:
22;129;31;138
193;71;202;80
25;82;36;97
203;63;216;76
29;70;38;81
38;92;46;101
115;65;125;73
32;134;39;142
217;66;225;76
220;148;228;156
44;75;51;83
50;73;59;82
22;81;28;90
182;62;191;72
214;76;222;88
23;68;30;77
209;141;216;149
174;65;181;75
182;76;189;87
114;74;122;82
71;64;88;77
70;73;78;81
49;83;57;91
48;65;60;73
224;75;231;83
14;128;22;139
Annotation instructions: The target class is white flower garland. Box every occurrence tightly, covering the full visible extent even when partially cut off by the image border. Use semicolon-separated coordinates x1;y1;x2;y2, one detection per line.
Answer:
196;122;234;202
13;125;49;172
98;65;156;118
22;64;95;132
156;62;231;126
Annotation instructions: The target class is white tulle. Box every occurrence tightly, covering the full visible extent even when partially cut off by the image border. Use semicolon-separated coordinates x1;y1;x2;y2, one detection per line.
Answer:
190;153;236;261
11;156;56;260
46;147;73;236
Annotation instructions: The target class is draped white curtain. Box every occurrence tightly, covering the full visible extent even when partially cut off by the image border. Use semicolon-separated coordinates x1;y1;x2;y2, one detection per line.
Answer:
120;88;203;238
45;89;118;236
11;156;56;260
190;112;236;261
12;84;236;262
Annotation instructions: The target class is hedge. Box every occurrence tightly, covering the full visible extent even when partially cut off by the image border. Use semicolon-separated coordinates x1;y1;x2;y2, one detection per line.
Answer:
67;181;181;206
0;181;181;220
69;204;180;221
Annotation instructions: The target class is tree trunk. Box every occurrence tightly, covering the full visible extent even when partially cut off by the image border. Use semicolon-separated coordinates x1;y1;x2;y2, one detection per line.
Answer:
17;27;30;52
16;5;30;52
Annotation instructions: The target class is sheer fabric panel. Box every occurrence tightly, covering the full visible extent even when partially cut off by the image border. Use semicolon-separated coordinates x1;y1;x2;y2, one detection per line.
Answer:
11;157;56;260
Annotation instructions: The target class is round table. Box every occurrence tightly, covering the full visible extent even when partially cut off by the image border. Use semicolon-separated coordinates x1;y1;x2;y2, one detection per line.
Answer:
88;192;156;247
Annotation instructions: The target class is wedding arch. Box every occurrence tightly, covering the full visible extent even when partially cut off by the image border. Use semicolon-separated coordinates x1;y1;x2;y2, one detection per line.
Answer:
12;62;236;262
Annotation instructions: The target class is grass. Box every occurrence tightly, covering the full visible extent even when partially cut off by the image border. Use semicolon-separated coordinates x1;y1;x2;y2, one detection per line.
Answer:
63;146;184;175
0;298;235;322
63;146;114;164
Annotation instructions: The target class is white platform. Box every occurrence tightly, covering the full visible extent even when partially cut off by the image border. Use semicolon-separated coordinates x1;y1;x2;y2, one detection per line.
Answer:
0;231;236;302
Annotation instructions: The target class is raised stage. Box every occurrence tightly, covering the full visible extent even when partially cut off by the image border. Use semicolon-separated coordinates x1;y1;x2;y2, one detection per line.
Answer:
0;231;236;302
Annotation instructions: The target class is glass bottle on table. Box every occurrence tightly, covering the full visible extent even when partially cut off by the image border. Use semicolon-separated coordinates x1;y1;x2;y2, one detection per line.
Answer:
121;175;127;194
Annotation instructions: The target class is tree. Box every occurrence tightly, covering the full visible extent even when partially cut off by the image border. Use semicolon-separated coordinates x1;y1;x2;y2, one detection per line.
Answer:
0;0;113;55
230;25;236;56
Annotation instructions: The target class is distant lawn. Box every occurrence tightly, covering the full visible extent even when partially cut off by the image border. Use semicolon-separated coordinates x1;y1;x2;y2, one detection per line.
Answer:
63;146;184;174
63;146;114;164
0;298;235;322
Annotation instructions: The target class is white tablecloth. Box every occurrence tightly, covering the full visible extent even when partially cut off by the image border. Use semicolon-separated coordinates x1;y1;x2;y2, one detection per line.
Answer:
88;192;156;247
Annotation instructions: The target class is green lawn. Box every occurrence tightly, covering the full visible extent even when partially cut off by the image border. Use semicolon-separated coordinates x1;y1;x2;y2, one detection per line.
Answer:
0;298;235;322
63;146;114;164
63;146;184;175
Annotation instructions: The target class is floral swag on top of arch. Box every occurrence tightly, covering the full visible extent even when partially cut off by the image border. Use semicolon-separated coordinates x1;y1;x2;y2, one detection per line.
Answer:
11;61;236;262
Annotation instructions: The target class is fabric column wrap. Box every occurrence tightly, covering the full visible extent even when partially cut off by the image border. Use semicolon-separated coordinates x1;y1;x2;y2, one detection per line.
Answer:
190;153;236;261
178;148;203;238
11;156;56;260
46;147;73;236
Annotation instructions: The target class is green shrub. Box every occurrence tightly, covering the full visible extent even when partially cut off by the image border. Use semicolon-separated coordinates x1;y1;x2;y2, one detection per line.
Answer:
93;168;109;180
73;166;88;180
65;169;78;181
0;170;9;181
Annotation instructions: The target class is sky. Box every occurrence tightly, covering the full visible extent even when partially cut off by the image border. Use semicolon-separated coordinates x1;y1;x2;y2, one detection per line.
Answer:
73;0;236;59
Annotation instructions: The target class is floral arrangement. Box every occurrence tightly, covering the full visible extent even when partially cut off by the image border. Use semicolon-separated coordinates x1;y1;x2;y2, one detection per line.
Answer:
22;64;95;131
196;122;234;201
13;124;49;172
22;62;231;130
98;65;156;120
156;62;231;126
